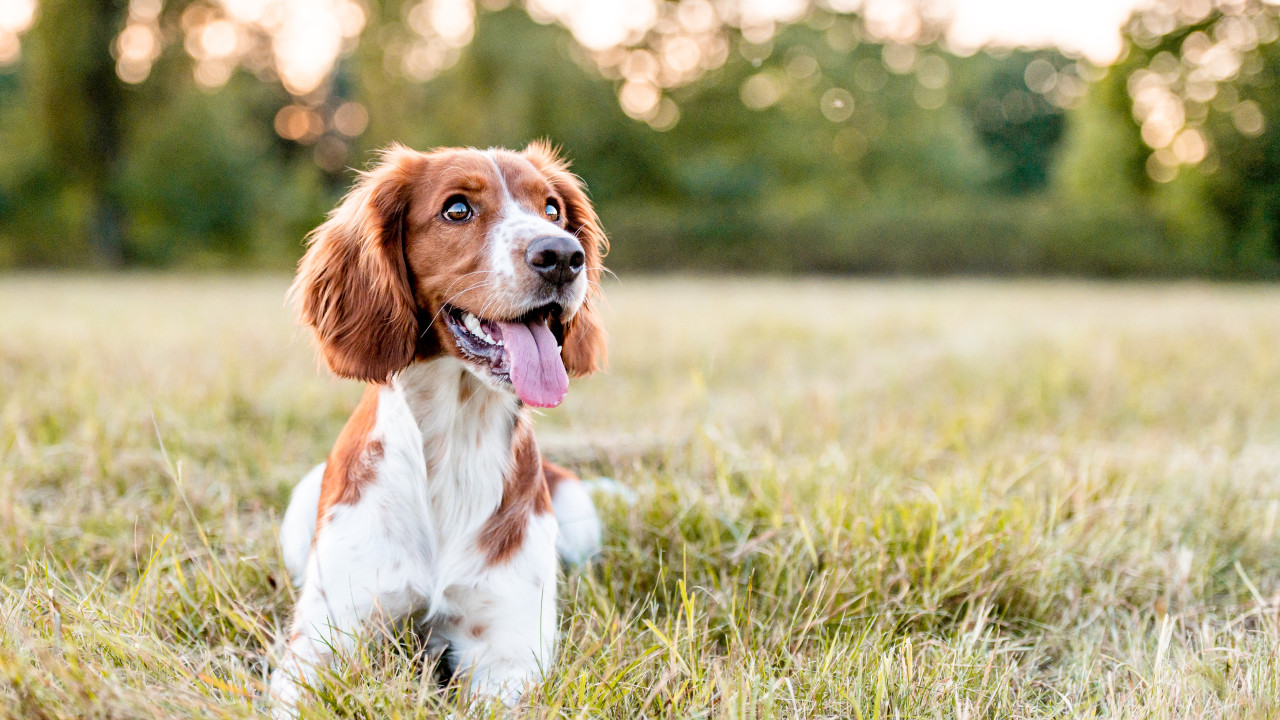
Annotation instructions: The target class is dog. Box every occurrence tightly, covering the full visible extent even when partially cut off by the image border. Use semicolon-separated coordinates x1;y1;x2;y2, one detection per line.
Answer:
269;142;607;716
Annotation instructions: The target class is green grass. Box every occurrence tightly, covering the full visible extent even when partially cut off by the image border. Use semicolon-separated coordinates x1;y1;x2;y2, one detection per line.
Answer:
2;276;1280;719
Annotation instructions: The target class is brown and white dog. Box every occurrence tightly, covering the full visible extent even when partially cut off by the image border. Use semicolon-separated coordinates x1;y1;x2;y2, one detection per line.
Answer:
270;142;607;715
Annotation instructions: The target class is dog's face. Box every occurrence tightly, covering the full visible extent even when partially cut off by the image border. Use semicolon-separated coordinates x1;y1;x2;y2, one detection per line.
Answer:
291;142;607;407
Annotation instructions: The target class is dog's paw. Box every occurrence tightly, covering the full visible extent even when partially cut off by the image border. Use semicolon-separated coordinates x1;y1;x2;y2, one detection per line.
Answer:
267;672;303;720
464;665;533;708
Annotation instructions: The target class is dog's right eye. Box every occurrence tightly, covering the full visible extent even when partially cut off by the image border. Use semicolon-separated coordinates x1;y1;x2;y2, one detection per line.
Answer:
442;196;472;222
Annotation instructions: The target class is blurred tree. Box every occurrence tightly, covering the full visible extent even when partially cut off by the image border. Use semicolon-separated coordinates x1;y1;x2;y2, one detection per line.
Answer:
1054;64;1147;204
1076;2;1280;269
959;52;1066;192
20;0;128;266
0;0;1277;276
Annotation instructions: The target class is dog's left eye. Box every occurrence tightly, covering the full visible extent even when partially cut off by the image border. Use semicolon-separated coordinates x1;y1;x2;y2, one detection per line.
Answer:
443;196;472;222
544;200;560;222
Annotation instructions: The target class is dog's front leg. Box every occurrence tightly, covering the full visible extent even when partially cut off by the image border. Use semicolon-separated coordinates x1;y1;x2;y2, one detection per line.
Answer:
269;523;416;718
440;521;559;706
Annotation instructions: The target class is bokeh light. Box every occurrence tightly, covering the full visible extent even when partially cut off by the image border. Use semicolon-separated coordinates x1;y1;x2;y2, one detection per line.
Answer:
741;72;784;109
820;87;854;121
915;53;950;89
619;78;662;118
0;0;36;66
273;104;324;143
83;0;1280;152
114;0;366;94
881;43;915;74
1123;0;1279;175
333;101;370;137
115;0;163;83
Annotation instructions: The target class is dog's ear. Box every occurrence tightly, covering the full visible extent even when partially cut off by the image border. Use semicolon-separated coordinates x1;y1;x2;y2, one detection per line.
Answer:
560;296;606;377
522;140;608;376
290;145;424;383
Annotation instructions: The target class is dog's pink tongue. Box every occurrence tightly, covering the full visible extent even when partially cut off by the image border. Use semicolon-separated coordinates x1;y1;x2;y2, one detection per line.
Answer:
497;318;568;408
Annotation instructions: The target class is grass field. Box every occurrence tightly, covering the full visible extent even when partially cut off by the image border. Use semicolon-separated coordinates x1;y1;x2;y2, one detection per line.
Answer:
2;276;1279;719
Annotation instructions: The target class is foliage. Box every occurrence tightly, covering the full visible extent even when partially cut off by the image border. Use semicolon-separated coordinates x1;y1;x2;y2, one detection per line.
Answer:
958;53;1066;193
0;2;1278;275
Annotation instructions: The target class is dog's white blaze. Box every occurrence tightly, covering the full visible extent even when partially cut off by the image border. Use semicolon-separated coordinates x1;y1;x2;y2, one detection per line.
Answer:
482;150;589;317
483;151;520;282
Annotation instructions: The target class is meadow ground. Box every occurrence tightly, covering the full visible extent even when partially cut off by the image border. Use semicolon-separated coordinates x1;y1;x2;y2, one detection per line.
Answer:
2;276;1279;719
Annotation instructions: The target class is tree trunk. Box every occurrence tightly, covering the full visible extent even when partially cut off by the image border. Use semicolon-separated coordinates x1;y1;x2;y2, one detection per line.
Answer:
29;0;128;266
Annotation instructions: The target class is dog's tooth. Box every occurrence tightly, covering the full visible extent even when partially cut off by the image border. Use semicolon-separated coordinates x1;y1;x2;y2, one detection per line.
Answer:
464;313;481;334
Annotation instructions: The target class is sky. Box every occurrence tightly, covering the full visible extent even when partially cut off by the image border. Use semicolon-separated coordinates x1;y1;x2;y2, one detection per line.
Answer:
944;0;1148;62
536;0;1155;65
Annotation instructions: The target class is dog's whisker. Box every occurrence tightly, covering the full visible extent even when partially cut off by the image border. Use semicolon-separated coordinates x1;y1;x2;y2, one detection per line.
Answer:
584;265;618;283
423;280;498;334
435;270;500;303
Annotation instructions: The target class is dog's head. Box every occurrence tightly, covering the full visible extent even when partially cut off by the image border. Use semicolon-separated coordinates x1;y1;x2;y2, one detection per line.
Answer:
290;142;607;408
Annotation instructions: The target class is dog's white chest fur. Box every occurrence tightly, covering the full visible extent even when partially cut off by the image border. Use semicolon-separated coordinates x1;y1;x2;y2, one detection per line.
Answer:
273;359;564;714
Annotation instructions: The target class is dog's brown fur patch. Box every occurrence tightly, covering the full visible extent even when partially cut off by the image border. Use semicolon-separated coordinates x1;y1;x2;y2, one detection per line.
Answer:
478;418;552;564
317;385;383;524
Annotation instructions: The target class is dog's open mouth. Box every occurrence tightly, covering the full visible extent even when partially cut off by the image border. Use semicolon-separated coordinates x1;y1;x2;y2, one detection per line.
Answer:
443;303;568;408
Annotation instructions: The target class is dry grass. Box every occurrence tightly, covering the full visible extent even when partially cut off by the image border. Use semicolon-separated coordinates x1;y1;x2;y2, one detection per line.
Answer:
2;275;1279;719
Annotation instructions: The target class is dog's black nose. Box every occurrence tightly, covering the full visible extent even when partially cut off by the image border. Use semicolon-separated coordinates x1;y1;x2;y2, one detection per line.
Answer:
525;235;585;286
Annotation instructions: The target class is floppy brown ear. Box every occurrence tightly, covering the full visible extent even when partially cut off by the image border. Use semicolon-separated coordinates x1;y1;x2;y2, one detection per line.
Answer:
289;145;424;383
522;140;608;376
561;297;607;376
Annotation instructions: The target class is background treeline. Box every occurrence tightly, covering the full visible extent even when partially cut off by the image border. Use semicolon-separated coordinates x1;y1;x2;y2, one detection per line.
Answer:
1;2;1278;276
